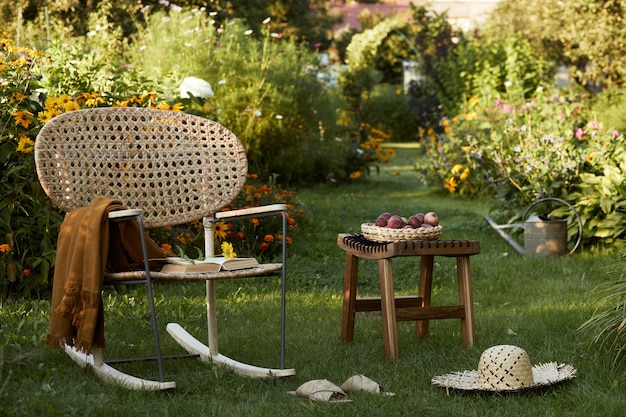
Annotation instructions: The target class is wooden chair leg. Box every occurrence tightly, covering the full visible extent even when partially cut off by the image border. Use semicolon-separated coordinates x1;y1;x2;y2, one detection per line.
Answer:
456;256;476;347
378;258;398;359
341;253;359;343
416;255;434;339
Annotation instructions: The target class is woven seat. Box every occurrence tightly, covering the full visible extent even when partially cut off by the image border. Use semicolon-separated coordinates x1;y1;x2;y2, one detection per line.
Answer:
35;107;295;390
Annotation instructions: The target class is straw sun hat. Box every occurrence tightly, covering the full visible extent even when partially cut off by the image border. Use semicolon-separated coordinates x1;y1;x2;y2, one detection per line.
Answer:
432;345;576;392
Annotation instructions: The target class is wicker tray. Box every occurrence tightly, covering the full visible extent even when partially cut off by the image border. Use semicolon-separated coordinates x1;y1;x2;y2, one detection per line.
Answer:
361;223;443;242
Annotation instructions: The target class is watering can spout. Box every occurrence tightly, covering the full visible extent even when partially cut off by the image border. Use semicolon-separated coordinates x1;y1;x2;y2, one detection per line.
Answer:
483;215;525;255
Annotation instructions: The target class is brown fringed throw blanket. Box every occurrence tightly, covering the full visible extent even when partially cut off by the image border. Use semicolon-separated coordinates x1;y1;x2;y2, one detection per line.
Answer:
45;197;172;354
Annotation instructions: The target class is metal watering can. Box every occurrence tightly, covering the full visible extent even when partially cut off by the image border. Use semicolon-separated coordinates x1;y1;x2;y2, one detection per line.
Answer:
484;197;583;256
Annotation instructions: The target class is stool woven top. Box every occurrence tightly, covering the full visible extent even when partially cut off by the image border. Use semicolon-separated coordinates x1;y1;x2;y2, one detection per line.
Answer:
337;233;480;259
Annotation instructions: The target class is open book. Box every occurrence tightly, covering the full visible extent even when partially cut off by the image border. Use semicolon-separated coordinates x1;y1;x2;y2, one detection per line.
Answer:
160;257;259;273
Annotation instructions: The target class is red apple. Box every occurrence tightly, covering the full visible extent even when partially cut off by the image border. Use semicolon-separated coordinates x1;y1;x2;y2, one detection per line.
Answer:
387;215;405;229
408;215;421;228
375;216;388;227
423;211;439;226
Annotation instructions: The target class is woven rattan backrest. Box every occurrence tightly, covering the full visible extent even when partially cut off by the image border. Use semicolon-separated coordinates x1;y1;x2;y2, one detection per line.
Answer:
35;107;248;228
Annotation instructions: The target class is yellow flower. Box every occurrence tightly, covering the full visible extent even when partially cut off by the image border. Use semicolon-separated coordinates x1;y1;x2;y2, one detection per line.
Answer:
155;101;171;110
10;93;28;102
464;112;477;121
213;221;230;240
460;168;470;181
82;93;105;107
221;241;237;259
38;109;58;123
12;110;33;128
44;96;60;111
16;133;35;153
444;177;458;193
141;91;159;103
170;102;184;112
451;164;464;175
63;101;80;112
349;171;362;180
468;95;479;108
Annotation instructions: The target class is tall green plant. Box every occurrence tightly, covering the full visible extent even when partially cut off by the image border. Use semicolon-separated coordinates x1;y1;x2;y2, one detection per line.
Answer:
579;253;626;367
129;9;362;184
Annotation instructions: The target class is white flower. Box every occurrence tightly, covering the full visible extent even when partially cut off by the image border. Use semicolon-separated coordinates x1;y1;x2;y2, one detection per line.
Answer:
262;17;271;24
218;79;226;85
504;81;512;87
244;29;253;35
275;114;283;120
180;77;214;98
254;110;262;117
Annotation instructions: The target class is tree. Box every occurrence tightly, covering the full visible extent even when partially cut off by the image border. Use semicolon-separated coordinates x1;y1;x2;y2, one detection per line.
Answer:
487;0;626;93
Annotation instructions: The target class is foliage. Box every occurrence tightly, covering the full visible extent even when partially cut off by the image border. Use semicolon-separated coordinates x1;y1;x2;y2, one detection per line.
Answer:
488;0;626;93
579;253;626;367
2;0;335;52
148;174;305;261
407;5;553;126
360;84;421;142
0;32;62;300
419;83;626;249
129;9;370;185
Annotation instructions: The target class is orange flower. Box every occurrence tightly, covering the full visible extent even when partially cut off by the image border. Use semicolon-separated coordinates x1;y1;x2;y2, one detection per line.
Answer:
22;269;31;277
250;218;260;226
259;242;269;251
161;243;172;251
214;221;230;240
12;110;34;128
263;234;274;243
0;243;10;252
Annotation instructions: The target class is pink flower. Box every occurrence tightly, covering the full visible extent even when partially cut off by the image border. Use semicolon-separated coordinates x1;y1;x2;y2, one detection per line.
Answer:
575;128;585;140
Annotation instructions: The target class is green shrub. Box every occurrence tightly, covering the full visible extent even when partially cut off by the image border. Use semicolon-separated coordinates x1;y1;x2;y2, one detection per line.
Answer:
128;9;364;185
0;33;62;300
418;83;626;248
361;84;421;142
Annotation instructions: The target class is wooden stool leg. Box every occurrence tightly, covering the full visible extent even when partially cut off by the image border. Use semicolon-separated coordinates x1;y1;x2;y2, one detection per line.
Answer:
341;252;359;343
457;255;476;347
378;258;398;359
416;255;434;339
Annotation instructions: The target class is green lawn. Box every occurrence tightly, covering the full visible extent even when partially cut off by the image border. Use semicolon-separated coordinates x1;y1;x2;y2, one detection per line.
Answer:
1;144;624;416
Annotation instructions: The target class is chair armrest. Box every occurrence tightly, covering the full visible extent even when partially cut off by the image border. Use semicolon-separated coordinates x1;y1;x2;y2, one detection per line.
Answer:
214;203;287;221
108;208;144;220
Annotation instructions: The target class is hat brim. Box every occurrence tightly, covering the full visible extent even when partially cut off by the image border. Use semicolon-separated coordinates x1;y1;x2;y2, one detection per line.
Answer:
432;362;576;392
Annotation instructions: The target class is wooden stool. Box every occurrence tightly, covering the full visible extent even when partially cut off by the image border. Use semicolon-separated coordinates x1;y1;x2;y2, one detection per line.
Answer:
338;233;480;359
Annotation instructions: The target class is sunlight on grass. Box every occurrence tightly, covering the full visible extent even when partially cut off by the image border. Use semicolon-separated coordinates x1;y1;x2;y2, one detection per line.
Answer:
1;150;625;416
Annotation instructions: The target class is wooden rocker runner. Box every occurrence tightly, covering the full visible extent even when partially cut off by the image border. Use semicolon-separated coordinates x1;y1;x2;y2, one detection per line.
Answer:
36;107;295;390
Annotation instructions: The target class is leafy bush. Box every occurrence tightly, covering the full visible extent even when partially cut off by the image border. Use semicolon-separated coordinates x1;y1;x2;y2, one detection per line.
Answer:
418;84;626;249
0;33;62;300
128;9;365;185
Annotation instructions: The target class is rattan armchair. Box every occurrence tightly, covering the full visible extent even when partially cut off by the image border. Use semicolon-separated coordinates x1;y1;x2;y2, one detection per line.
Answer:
35;107;295;390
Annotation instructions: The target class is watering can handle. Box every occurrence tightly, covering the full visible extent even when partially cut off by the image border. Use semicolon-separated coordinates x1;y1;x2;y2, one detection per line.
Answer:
522;197;583;255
